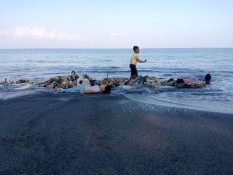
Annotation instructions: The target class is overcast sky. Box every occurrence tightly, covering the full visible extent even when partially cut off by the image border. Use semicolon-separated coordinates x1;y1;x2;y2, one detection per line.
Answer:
0;0;233;48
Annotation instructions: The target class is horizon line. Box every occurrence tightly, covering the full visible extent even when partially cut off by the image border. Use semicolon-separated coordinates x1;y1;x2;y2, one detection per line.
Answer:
0;47;233;50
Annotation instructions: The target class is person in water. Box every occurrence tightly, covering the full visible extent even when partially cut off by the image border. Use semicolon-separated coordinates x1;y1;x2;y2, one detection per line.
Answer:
175;73;212;88
55;84;111;94
199;73;212;84
130;46;147;79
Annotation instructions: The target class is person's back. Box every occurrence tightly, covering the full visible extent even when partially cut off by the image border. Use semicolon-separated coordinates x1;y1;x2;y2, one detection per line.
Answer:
130;52;139;65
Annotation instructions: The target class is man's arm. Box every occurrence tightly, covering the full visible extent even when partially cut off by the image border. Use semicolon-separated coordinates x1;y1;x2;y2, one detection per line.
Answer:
80;90;98;94
137;58;147;63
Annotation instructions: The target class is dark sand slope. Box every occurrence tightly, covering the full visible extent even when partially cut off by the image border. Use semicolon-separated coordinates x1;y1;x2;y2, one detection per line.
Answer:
0;93;233;175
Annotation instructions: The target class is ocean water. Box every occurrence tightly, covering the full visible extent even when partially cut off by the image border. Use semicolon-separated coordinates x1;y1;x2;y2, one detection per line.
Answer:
0;48;233;114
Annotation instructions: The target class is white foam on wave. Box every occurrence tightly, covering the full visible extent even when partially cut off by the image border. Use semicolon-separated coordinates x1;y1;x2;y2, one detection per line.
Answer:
0;84;53;100
124;93;233;115
14;84;32;90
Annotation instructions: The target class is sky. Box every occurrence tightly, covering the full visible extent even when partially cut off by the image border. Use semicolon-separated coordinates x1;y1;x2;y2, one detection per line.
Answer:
0;0;233;48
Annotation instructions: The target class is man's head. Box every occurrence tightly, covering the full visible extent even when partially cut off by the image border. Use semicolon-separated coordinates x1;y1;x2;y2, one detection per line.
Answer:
205;74;211;84
133;46;140;53
100;84;112;94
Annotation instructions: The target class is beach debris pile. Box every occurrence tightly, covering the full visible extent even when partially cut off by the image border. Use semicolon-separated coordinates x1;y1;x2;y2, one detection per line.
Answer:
1;71;211;91
100;77;126;88
0;78;37;85
0;78;14;85
144;76;161;86
145;76;207;88
38;71;96;88
124;75;209;88
123;76;174;86
0;78;45;86
39;76;76;88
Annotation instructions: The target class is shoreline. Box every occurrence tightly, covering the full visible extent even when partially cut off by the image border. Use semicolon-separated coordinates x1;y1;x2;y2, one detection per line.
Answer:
0;93;233;174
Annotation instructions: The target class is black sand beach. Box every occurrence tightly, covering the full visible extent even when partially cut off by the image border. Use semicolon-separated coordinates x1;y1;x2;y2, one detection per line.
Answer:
0;93;233;175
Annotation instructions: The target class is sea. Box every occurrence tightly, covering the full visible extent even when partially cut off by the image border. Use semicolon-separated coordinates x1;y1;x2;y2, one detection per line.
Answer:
0;48;233;114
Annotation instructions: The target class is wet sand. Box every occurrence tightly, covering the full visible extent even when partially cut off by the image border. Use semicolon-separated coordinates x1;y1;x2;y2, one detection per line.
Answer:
0;93;233;175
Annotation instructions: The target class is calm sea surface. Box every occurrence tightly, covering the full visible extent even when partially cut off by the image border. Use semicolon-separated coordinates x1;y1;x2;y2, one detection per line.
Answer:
1;48;233;114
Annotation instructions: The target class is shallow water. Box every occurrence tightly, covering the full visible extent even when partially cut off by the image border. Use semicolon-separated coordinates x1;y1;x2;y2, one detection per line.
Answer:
0;48;233;114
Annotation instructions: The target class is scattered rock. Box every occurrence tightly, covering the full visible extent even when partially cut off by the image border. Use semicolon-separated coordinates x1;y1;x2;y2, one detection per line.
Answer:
17;79;30;84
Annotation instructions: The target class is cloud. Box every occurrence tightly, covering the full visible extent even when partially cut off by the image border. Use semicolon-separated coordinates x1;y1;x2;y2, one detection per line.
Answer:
0;26;82;41
109;32;127;37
